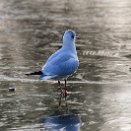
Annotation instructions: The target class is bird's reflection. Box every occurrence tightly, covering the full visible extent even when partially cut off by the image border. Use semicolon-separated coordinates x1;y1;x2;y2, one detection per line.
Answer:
42;114;80;131
41;88;80;131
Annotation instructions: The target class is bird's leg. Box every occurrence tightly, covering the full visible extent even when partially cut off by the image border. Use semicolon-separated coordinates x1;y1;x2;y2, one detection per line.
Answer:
58;92;62;110
65;79;67;89
64;79;68;99
58;80;64;95
58;80;62;110
58;80;60;86
58;80;68;98
58;80;62;91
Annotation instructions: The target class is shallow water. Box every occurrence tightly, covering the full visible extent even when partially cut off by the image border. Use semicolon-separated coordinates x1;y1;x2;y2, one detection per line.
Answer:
0;0;131;131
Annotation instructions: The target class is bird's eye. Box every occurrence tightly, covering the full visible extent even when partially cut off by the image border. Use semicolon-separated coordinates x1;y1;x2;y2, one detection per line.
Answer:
71;34;75;39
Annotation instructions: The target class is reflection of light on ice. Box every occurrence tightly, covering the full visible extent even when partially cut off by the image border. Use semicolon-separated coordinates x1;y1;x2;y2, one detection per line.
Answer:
103;0;131;31
100;85;131;130
107;0;129;7
82;50;119;57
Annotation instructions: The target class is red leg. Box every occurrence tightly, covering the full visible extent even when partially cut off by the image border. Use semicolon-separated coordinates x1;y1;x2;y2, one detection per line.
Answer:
64;79;68;98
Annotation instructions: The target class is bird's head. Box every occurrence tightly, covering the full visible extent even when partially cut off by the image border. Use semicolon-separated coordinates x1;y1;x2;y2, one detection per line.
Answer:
63;30;76;44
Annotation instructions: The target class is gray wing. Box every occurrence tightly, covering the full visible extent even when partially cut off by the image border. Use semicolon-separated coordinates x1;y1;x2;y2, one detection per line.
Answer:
42;53;79;76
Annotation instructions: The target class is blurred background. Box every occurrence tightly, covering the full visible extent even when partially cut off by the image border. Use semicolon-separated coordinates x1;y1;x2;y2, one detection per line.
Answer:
0;0;131;130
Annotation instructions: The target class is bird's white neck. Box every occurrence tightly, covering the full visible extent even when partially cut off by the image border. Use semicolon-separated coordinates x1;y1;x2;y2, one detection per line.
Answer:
62;41;77;54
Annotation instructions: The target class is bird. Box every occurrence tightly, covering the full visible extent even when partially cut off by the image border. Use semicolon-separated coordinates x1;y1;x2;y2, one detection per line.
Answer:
26;30;79;96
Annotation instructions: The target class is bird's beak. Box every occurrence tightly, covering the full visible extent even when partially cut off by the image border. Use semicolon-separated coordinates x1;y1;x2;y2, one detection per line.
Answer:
76;36;80;40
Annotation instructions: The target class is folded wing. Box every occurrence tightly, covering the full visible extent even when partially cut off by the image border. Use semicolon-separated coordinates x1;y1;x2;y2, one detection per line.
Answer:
42;53;79;77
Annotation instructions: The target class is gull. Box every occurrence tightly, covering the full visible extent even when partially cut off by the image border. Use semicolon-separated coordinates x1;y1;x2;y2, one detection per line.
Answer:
26;30;79;96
